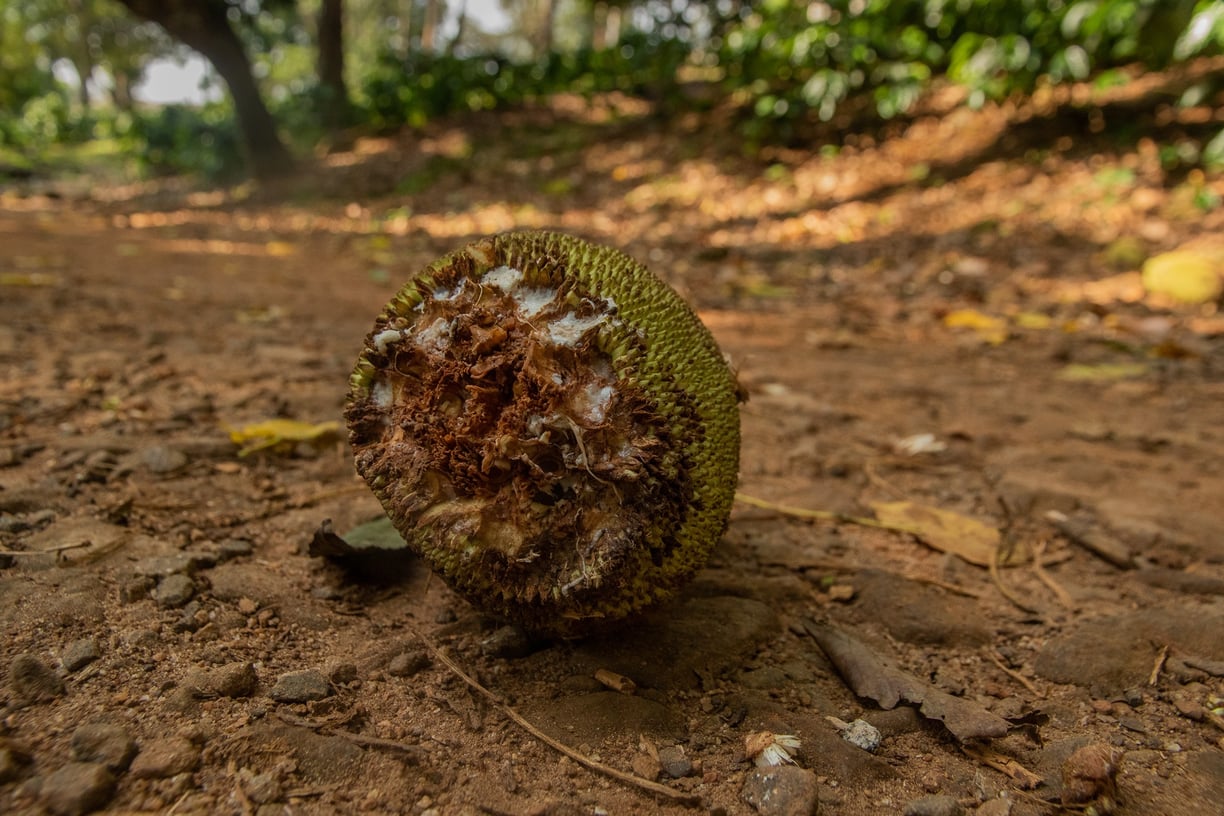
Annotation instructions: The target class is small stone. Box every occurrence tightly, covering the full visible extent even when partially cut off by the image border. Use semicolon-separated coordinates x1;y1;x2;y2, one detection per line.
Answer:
62;638;102;672
185;662;258;698
218;539;254;560
1061;743;1121;808
1171;693;1206;721
130;736;201;779
141;445;189;474
9;653;65;704
741;765;820;815
658;745;693;779
975;799;1012;816
241;770;283;805
903;795;964;816
841;719;882;752
42;762;115;816
154;574;195;608
0;738;33;783
71;724;137;772
387;650;430;678
119;576;155;603
268;669;331;703
133;553;213;578
327;662;359;685
480;625;533;659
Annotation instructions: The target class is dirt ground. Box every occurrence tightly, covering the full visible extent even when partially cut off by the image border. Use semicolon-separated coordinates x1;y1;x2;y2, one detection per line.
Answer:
3;76;1224;816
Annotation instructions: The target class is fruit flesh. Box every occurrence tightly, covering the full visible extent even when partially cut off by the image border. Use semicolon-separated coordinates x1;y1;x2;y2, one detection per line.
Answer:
346;231;740;635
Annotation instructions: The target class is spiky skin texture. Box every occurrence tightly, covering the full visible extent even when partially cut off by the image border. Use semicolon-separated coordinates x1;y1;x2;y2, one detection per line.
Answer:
345;231;740;636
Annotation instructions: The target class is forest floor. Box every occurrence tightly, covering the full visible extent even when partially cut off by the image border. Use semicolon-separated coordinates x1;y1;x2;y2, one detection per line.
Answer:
2;73;1224;816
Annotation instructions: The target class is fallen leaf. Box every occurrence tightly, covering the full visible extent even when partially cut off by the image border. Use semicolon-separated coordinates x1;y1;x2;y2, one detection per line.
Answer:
265;240;297;256
870;500;1002;567
1012;311;1052;330
308;516;407;555
804;622;1010;742
943;309;1008;344
0;272;60;287
226;419;341;456
1142;250;1222;304
1054;362;1149;382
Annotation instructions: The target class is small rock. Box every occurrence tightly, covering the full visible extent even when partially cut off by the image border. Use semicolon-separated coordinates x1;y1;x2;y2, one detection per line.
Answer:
71;724;137;772
154;574;195;608
975;799;1012;816
658;745;693;779
42;762;115;816
1062;743;1121;809
185;662;258;698
241;769;283;805
141;445;189;474
741;765;820;815
61;638;102;672
0;738;33;783
268;669;331;703
841;719;882;752
327;662;359;685
218;539;254;560
480;625;534;659
903;794;964;816
387;650;430;678
118;576;155;603
9;653;65;704
133;553;213;578
129;736;202;779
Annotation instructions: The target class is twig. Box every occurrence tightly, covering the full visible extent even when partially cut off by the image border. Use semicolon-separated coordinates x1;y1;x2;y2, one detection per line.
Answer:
962;744;1043;789
276;712;426;761
0;541;92;557
1032;540;1077;611
989;544;1040;614
1149;645;1170;686
734;492;896;531
411;627;701;806
906;574;982;599
989;650;1044;698
1046;511;1134;569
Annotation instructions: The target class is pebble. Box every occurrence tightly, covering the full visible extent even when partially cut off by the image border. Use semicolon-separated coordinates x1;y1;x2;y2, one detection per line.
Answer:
42;761;115;816
154;574;196;608
903;795;964;816
741;765;820;815
8;653;65;704
141;445;189;474
387;650;431;678
217;539;254;560
658;745;693;779
480;625;535;659
61;638;102;672
185;662;259;698
327;662;359;685
268;669;331;703
129;736;202;779
71;723;137;772
0;738;32;783
841;719;882;752
975;799;1012;816
133;553;214;578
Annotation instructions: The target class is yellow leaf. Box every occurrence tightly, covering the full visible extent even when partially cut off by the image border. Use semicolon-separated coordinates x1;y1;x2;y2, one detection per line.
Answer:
0;272;60;287
1055;362;1149;382
227;419;341;456
265;241;297;257
943;309;1008;345
871;501;1002;567
1012;312;1052;330
1141;251;1222;304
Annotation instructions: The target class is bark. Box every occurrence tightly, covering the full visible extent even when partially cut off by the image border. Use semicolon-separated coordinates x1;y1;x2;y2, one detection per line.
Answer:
537;0;556;58
115;0;294;180
317;0;351;132
420;0;440;52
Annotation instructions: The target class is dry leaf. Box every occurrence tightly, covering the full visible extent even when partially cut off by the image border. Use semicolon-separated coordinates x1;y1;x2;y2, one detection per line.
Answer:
1142;250;1221;304
870;500;1001;567
805;622;1010;742
943;309;1008;345
227;419;341;456
1055;362;1149;382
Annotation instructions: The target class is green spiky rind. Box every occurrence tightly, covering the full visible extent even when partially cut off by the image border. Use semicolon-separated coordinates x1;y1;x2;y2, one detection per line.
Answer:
346;231;741;635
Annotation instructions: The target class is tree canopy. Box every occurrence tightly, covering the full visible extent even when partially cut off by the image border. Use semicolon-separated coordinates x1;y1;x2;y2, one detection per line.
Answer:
1;0;1222;180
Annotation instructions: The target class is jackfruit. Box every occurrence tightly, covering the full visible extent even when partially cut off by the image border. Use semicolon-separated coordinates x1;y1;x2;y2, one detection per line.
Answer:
345;231;740;635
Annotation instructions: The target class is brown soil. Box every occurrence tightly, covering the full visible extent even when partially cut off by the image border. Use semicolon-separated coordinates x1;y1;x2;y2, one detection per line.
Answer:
2;80;1224;816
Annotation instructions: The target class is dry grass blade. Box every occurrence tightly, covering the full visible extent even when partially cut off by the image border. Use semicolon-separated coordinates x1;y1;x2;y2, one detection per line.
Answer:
989;649;1044;698
1032;539;1077;611
734;492;884;527
963;744;1043;789
989;544;1040;614
411;627;701;806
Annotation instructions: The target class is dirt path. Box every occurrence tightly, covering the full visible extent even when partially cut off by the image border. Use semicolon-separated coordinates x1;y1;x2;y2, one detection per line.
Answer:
2;94;1223;815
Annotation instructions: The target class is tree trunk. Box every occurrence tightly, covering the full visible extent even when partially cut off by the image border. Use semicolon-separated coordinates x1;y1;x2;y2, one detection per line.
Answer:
420;0;440;52
445;0;466;57
538;0;556;59
317;0;351;132
115;0;294;180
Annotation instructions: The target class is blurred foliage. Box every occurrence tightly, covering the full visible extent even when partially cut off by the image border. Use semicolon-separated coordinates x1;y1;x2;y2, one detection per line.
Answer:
2;0;1223;181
